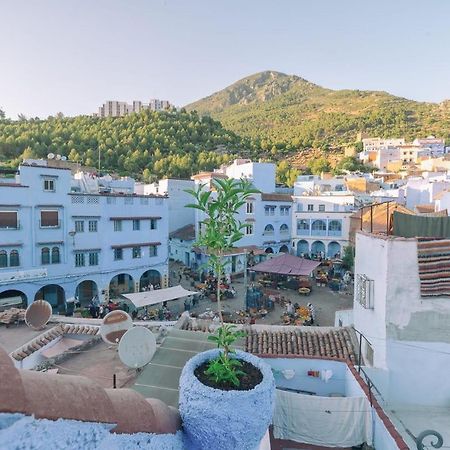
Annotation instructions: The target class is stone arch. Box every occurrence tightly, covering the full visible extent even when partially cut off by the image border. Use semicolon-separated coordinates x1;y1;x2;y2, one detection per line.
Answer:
109;273;134;297
75;280;99;306
140;270;162;290
34;284;66;313
296;240;309;256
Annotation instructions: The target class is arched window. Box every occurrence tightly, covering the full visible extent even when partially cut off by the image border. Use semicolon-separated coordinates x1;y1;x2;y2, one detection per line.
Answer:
280;224;289;234
9;250;19;267
297;220;309;230
328;220;342;236
311;220;326;235
0;250;7;268
41;247;50;265
264;224;274;235
51;247;60;264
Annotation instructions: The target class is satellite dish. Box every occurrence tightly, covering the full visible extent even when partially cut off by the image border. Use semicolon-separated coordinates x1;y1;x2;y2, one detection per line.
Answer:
25;300;52;330
118;326;156;369
100;310;132;345
61;156;67;161
47;153;55;160
56;154;61;160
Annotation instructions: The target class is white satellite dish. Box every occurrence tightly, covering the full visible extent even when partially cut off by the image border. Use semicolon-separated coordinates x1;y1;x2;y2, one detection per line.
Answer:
55;154;61;160
118;326;156;369
25;300;52;330
47;153;55;160
100;310;132;345
61;156;67;161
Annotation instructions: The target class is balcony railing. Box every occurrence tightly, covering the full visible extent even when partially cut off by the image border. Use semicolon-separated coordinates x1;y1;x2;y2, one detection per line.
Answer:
296;228;310;236
328;230;342;236
311;229;327;236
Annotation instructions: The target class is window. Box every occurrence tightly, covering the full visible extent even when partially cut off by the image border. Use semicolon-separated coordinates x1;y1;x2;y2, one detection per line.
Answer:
132;247;141;258
41;247;50;265
107;197;117;205
75;253;85;267
307;204;314;212
280;224;289;234
246;202;254;214
264;206;275;216
328;220;342;236
333;204;340;212
113;220;122;232
40;210;59;227
0;250;8;268
280;206;290;216
311;220;327;234
318;204;325;212
264;224;274;235
297;219;309;235
75;220;84;232
9;250;19;267
124;197;134;205
43;178;55;192
245;224;254;235
149;245;158;257
0;211;18;229
88;220;98;232
297;203;303;212
114;248;123;260
89;252;99;266
150;219;157;230
355;274;374;309
133;219;140;231
51;247;60;264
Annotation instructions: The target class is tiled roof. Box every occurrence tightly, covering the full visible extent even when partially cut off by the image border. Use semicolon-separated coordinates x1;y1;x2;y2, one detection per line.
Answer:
261;193;293;202
10;324;99;361
170;224;195;241
246;328;356;361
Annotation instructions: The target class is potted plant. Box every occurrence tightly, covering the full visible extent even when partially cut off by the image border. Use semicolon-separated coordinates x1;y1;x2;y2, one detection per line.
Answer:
180;178;275;450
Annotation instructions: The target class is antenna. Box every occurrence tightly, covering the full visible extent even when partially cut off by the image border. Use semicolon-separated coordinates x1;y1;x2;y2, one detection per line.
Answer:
118;326;156;369
100;310;132;345
25;300;52;330
47;153;55;160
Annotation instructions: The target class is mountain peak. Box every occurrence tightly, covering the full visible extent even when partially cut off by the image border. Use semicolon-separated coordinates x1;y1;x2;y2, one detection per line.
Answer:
187;70;320;113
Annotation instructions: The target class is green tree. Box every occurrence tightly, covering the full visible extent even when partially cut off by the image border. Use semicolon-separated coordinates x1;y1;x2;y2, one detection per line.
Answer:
308;157;331;175
342;246;354;270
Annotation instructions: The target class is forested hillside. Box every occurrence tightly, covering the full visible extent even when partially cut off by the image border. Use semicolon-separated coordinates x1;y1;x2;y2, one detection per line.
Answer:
187;71;450;149
0;110;252;180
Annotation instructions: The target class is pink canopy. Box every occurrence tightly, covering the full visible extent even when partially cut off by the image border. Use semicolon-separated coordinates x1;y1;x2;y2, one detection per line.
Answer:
251;253;321;276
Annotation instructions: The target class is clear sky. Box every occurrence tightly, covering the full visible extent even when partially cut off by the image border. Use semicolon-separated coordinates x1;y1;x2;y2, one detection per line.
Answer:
1;0;450;118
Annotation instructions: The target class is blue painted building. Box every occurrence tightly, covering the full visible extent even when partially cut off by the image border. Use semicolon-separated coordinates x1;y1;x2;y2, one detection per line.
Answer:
0;161;169;312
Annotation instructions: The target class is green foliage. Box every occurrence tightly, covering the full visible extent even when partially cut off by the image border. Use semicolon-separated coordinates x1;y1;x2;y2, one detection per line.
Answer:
0;110;249;179
204;353;245;387
187;70;450;151
342;246;355;270
205;324;247;387
276;160;300;187
308;157;331;175
333;156;372;174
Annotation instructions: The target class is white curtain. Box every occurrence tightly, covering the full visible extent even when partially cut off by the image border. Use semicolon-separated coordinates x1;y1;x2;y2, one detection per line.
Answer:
273;389;373;447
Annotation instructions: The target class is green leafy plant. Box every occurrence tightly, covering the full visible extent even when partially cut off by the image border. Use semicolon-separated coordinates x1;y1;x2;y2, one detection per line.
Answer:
206;324;247;386
186;178;258;386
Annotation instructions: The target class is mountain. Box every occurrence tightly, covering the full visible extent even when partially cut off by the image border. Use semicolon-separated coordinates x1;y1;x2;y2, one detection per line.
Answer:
186;71;450;148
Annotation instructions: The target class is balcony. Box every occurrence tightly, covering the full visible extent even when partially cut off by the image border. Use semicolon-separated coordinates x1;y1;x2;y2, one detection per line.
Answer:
311;229;327;236
296;228;310;236
328;230;342;237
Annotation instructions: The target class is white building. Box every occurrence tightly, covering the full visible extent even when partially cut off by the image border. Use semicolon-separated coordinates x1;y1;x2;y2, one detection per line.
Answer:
292;193;355;258
362;138;406;153
190;160;293;274
140;178;195;233
413;136;446;156
352;231;450;447
0;161;169;313
96;99;173;117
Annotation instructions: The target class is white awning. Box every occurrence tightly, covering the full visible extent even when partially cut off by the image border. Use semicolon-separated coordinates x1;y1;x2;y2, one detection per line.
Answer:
122;285;198;308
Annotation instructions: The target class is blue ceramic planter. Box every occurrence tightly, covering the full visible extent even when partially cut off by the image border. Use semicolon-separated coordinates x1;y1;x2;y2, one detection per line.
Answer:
179;349;275;450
